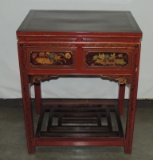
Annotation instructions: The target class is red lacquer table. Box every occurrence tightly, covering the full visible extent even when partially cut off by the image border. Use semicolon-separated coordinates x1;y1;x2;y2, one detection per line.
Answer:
17;10;142;154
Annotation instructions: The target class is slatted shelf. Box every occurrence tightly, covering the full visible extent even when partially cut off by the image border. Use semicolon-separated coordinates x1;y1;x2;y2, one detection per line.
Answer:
36;104;124;138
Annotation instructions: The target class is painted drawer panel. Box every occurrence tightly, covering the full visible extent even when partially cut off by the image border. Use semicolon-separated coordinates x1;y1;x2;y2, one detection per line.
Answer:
24;45;77;70
82;47;135;70
86;52;128;67
30;51;73;66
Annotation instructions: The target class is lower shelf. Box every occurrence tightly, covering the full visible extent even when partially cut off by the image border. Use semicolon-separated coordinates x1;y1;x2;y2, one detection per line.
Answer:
36;104;124;139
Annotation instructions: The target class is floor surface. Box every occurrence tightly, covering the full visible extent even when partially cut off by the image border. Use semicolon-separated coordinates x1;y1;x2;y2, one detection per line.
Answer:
0;99;153;160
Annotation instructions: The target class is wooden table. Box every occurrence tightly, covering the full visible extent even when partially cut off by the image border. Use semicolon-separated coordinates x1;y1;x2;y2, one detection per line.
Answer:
17;10;142;154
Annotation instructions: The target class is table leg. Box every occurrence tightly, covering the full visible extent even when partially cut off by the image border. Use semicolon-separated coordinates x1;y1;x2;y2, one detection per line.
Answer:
124;77;138;153
19;76;35;153
118;84;125;115
18;44;35;153
34;83;42;115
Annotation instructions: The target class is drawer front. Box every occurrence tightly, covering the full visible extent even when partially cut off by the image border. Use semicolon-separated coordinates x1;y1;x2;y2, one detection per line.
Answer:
25;46;77;70
30;51;73;66
86;51;128;67
82;47;135;71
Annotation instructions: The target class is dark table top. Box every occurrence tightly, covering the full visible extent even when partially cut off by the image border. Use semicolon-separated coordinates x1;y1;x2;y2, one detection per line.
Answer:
17;10;142;35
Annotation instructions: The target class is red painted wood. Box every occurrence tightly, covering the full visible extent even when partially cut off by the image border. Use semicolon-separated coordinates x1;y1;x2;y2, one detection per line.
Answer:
118;84;126;115
17;43;35;153
35;137;125;146
34;83;41;114
42;99;117;106
124;45;141;154
17;10;142;154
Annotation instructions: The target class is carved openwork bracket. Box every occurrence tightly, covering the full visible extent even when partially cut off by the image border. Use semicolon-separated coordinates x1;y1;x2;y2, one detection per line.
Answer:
29;74;131;85
29;75;59;83
101;75;131;84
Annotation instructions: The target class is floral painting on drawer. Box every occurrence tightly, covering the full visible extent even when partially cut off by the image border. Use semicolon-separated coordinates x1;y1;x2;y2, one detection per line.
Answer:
30;51;73;66
86;52;128;66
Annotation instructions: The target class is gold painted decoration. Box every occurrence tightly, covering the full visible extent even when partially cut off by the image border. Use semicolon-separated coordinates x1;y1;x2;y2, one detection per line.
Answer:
86;52;128;66
29;75;59;83
30;51;73;66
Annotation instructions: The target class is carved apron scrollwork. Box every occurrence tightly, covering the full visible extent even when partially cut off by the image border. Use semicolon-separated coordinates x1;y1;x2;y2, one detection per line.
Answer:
101;75;131;84
29;75;59;83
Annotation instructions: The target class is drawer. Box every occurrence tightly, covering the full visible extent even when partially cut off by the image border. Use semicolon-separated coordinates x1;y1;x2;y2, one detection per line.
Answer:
82;47;135;71
25;46;77;70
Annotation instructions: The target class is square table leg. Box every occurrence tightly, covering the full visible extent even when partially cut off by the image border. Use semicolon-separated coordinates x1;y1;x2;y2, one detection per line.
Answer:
118;84;125;115
124;76;138;153
34;83;42;115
